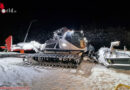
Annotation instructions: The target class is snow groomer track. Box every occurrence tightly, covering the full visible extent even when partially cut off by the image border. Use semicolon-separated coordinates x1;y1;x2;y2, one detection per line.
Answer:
0;52;82;68
24;53;82;68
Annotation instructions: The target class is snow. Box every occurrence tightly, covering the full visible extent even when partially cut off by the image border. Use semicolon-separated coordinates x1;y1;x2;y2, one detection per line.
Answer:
0;58;43;86
0;57;130;90
12;41;43;52
88;65;130;89
97;47;110;66
0;52;18;54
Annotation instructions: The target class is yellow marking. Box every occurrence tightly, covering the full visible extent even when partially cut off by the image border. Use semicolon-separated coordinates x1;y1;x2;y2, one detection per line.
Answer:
114;84;130;90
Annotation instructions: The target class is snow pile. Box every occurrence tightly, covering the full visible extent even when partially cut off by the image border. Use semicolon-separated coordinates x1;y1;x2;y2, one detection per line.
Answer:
97;47;110;66
12;41;44;52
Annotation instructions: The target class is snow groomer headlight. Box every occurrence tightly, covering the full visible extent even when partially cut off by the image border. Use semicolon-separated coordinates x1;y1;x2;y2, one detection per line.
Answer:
62;43;67;47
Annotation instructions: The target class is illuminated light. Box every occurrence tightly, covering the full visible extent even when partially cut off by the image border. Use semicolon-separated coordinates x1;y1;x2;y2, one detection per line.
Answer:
62;43;67;47
80;30;83;33
1;9;6;14
84;37;88;42
0;3;4;9
72;30;74;33
84;37;86;40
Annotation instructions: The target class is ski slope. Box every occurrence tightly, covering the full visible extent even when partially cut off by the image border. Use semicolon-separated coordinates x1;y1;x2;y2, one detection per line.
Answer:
0;57;130;90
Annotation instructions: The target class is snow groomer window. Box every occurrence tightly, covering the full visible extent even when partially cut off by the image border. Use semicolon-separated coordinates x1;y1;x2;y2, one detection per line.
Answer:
65;31;83;48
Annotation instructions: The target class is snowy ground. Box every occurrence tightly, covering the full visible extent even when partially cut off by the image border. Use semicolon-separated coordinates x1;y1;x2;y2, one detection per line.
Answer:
0;57;130;90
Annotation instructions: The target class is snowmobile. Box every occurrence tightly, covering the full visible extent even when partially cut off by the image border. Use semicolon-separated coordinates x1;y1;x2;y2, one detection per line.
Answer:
23;27;88;68
97;41;130;68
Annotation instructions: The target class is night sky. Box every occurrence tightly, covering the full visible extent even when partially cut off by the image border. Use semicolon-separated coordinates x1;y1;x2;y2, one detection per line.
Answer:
0;1;130;46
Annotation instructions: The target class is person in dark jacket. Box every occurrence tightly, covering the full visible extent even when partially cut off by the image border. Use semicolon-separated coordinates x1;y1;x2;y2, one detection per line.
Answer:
87;42;95;58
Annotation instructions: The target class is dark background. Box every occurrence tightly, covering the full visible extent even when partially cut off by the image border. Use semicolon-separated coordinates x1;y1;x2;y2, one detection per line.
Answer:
0;0;130;50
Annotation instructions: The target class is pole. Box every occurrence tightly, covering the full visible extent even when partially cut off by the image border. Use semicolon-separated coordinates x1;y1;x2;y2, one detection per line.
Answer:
24;20;37;42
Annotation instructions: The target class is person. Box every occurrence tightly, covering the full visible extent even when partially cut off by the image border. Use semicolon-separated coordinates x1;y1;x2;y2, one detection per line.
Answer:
87;42;95;58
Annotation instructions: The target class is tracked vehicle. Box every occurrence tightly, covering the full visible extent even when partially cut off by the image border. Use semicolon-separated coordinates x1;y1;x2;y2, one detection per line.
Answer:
24;27;88;68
